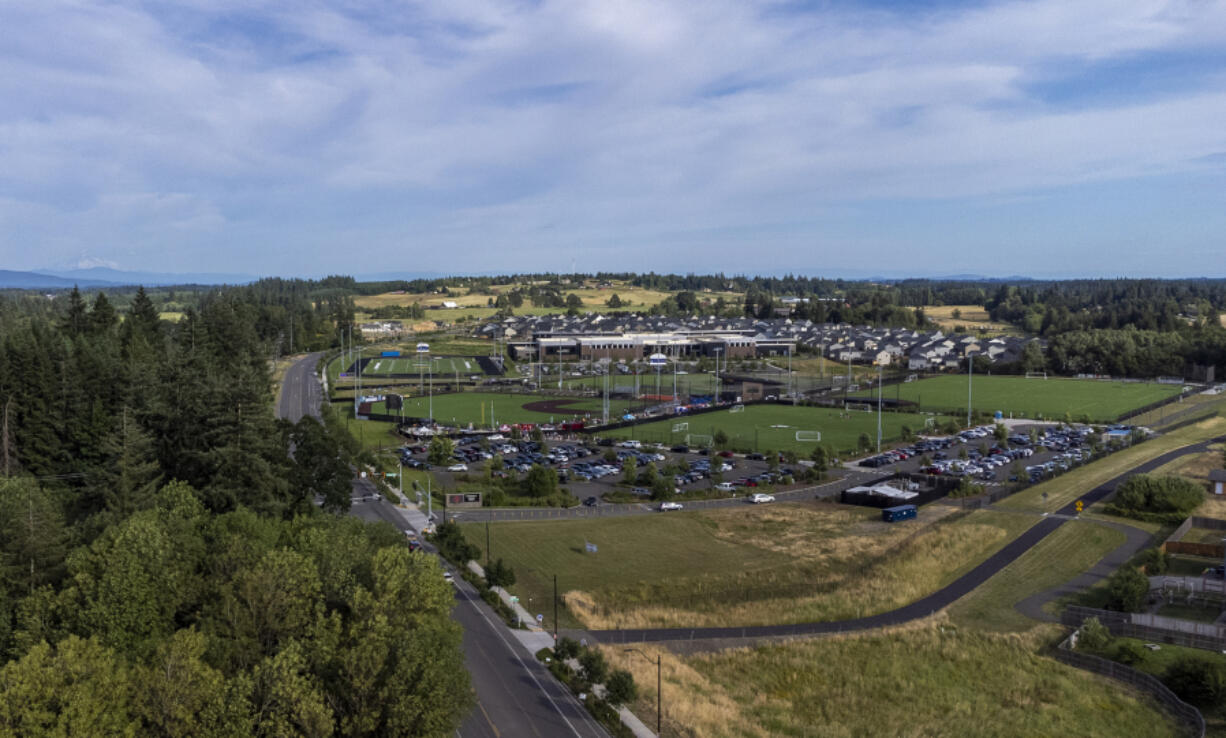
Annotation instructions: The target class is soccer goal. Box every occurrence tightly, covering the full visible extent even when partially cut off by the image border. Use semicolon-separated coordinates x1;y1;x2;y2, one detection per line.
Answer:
845;402;872;412
686;434;713;447
795;430;822;442
730;404;745;413
672;422;689;433
924;416;937;428
905;373;918;383
1025;371;1048;379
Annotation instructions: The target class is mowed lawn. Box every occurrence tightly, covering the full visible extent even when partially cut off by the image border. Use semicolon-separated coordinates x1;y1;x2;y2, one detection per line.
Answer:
366;391;635;426
464;504;1034;630
857;374;1182;422
597;403;953;454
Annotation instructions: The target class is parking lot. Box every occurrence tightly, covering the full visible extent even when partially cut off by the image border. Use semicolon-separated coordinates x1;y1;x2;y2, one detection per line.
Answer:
400;434;779;505
853;423;1120;485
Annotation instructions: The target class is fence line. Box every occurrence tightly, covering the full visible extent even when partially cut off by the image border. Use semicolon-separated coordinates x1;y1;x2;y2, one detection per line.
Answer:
1053;631;1204;738
1062;605;1226;653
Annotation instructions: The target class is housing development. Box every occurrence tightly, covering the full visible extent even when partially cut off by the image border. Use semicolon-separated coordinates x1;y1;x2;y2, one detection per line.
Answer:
484;313;1036;370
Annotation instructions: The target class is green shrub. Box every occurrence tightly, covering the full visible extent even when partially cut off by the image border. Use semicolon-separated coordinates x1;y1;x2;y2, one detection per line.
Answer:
1114;475;1204;515
1113;640;1146;666
1078;617;1112;652
1105;567;1149;613
580;648;609;685
554;636;580;661
1164;654;1226;707
604;669;637;707
1137;547;1168;575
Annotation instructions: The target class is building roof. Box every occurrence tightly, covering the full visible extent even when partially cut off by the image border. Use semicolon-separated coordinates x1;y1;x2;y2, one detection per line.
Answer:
1209;469;1226;482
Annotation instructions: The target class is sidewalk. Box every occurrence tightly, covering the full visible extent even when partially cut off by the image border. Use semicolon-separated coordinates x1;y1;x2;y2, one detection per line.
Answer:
396;500;658;737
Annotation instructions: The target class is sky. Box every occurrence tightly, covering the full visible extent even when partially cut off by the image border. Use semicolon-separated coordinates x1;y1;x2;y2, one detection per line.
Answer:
1;0;1226;279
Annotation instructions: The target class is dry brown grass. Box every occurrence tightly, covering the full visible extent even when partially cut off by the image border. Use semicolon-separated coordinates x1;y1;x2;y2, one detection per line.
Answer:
925;304;1014;333
565;509;1032;629
353;282;744;315
603;618;1176;738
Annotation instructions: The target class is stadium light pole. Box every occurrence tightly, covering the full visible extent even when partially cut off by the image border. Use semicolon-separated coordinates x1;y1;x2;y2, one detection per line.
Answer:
967;351;975;428
876;359;884;453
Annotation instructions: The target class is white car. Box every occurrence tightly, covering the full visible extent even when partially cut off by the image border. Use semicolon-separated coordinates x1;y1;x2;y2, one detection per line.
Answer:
620;440;642;449
446;463;469;472
715;482;736;492
749;493;776;504
659;501;684;511
442;571;455;584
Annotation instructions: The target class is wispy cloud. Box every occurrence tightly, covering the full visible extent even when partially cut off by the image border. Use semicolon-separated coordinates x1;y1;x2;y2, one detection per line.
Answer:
1;0;1225;276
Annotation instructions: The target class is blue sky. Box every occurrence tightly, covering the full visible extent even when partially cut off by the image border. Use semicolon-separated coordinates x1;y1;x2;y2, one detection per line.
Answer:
1;0;1225;279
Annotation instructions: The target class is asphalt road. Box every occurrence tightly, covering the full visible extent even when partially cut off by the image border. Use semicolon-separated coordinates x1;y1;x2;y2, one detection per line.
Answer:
585;435;1226;645
278;353;609;738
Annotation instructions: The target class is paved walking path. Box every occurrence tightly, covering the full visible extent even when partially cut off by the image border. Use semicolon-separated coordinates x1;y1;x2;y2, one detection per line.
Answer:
581;435;1226;647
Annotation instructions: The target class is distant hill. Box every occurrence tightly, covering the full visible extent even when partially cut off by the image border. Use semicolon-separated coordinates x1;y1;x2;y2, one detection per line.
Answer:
41;267;258;286
0;270;117;289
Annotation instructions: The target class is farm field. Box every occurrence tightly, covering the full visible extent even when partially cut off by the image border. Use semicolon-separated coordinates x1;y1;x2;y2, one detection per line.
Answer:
855;374;1183;422
363;391;637;426
601;626;1179;738
924;304;1016;334
463;503;1034;630
596;403;955;454
354;282;745;318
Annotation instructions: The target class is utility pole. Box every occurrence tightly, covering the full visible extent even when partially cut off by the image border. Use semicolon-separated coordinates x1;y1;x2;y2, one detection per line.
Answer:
876;359;884;453
553;574;559;641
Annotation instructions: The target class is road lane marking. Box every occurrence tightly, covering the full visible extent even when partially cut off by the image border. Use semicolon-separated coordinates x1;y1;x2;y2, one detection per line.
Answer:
459;581;590;737
476;698;501;737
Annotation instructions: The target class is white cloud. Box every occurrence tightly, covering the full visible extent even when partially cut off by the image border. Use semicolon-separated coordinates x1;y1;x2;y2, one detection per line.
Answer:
1;0;1225;274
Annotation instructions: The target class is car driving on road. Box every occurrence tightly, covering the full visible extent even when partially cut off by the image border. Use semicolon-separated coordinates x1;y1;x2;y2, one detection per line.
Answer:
749;493;776;504
659;501;683;511
446;463;468;472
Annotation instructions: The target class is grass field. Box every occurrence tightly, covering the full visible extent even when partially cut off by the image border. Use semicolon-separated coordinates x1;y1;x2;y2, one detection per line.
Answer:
597;403;955;454
347;355;488;377
948;517;1127;632
854;373;1183;422
602;625;1179;738
925;304;1016;334
365;391;636;426
464;503;1034;630
353;282;745;319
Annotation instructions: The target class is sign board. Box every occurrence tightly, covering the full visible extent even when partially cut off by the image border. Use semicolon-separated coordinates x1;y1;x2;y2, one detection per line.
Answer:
386;393;403;410
648;353;668;367
446;492;483;509
536;614;544;623
416;342;430;353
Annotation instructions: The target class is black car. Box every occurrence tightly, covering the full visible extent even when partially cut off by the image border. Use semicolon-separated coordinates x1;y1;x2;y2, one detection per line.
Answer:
671;444;690;453
746;453;765;461
583;496;599;507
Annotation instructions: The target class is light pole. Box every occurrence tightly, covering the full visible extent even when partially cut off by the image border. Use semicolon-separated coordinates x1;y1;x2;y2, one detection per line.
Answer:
876;355;889;453
967;351;975;428
624;648;662;736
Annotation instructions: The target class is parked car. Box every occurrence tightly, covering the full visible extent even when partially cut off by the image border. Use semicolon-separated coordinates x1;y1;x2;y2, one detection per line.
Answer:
749;493;775;504
583;496;599;507
446;463;468;472
659;501;684;511
714;482;735;492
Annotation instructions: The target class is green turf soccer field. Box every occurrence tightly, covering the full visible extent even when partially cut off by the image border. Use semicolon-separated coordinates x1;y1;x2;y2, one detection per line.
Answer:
596;404;954;455
852;374;1181;422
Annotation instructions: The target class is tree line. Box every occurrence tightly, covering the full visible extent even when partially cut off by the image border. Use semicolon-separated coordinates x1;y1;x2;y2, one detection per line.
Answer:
0;285;468;735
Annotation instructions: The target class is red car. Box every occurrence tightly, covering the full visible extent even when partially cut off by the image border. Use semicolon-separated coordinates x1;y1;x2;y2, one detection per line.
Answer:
718;450;735;458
